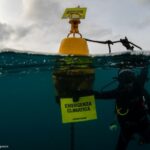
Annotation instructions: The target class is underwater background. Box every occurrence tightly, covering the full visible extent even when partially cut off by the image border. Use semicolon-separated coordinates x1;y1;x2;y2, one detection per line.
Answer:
0;50;150;150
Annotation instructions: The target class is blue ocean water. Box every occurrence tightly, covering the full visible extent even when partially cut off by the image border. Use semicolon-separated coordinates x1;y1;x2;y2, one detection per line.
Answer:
0;50;150;150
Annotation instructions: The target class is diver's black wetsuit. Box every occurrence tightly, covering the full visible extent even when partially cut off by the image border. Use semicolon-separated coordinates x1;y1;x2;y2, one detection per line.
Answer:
93;67;150;150
76;67;150;150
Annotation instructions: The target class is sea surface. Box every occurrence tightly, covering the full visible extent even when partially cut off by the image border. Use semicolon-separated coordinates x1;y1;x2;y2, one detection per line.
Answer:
0;50;150;150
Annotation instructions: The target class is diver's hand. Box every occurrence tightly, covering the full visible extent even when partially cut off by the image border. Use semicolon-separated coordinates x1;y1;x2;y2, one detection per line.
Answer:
73;90;94;102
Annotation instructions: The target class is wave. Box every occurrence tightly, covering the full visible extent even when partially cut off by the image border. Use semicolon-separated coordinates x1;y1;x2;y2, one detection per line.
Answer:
0;49;150;75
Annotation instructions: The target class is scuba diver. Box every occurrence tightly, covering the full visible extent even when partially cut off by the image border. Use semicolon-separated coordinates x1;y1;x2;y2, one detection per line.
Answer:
75;67;150;150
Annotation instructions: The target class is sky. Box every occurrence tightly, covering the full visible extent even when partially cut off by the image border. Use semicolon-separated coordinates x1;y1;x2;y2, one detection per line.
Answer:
0;0;150;54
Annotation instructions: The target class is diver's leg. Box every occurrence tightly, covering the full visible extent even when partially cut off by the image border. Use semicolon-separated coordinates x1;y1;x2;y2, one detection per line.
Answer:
139;119;150;144
116;129;133;150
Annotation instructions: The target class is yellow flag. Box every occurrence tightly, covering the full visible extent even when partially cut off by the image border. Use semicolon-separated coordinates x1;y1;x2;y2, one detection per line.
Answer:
60;95;97;123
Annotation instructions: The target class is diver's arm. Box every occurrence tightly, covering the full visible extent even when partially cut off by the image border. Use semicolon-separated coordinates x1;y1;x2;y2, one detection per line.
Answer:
74;89;117;101
94;89;118;100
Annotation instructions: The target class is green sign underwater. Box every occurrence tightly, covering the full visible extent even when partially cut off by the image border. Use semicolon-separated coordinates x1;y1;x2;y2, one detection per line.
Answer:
60;95;97;123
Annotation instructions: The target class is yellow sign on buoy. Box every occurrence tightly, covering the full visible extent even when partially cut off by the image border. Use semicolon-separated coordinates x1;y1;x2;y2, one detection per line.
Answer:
60;96;97;123
62;7;87;19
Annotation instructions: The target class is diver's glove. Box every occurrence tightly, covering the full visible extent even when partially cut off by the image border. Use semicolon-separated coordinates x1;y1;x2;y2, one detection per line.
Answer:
109;122;118;131
73;90;94;102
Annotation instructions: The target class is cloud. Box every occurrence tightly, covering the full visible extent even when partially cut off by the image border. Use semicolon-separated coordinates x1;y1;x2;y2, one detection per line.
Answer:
84;25;112;39
21;0;69;40
139;19;150;29
1;0;148;52
0;23;13;41
22;0;63;25
0;22;33;44
135;0;150;5
133;16;150;29
14;25;34;40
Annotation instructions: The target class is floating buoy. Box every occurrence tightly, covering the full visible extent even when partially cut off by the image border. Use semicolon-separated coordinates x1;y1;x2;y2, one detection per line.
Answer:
59;37;89;55
59;7;89;56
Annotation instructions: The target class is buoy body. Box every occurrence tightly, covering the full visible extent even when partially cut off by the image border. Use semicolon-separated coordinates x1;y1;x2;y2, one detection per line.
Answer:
59;37;89;55
53;8;95;104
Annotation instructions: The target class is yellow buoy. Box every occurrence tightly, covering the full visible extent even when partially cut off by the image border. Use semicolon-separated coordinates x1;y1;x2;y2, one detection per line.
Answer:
59;7;89;56
53;7;95;106
59;37;89;55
